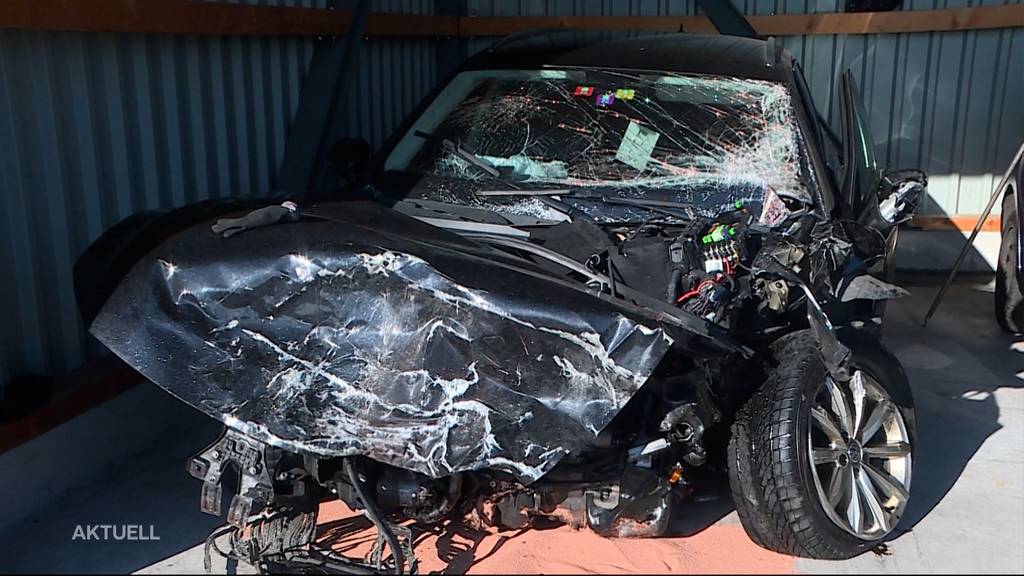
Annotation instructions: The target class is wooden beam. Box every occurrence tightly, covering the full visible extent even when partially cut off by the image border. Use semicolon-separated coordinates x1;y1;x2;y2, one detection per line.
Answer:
368;13;458;37
910;215;1001;233
0;0;458;37
458;5;1024;37
1;2;1019;38
457;16;717;37
748;5;1024;35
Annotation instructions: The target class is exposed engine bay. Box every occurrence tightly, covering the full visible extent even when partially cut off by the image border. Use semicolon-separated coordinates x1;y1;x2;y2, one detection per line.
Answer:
86;178;918;573
185;200;794;573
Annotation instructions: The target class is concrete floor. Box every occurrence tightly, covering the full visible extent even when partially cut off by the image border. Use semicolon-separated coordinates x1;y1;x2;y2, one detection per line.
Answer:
799;277;1024;574
1;276;1021;574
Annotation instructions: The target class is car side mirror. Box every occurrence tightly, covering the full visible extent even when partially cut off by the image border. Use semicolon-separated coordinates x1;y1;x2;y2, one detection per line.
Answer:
843;169;926;258
327;138;371;182
876;169;926;225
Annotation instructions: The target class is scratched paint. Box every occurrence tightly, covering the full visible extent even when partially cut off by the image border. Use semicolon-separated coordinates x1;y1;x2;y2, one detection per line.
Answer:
89;202;674;483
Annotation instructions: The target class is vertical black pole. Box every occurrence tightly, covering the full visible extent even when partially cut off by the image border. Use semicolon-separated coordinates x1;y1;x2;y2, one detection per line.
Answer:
435;0;468;80
694;0;758;38
275;0;371;197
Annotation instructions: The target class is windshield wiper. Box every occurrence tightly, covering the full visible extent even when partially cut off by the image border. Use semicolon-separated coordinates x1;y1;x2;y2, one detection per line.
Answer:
590;196;697;215
474;189;571;197
478;188;698;220
598;198;696;220
442;139;499;178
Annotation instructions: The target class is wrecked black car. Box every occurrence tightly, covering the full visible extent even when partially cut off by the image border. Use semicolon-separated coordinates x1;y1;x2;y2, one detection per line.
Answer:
77;31;927;573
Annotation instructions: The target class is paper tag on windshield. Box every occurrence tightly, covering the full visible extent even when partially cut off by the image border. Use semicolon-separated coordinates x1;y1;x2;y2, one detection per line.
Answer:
758;187;790;226
615;121;660;171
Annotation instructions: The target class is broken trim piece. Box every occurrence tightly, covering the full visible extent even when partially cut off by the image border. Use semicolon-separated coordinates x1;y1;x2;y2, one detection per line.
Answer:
838;274;909;303
798;282;851;381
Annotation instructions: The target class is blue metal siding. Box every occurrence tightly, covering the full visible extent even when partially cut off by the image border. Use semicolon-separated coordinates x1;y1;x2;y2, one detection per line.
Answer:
770;0;1024;217
1;0;1021;393
333;0;440;148
335;36;438;147
0;2;329;394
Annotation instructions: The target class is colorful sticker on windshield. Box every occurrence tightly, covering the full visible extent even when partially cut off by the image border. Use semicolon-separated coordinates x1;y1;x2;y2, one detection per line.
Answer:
615;88;636;100
615;121;660;172
574;86;594;96
596;93;616;107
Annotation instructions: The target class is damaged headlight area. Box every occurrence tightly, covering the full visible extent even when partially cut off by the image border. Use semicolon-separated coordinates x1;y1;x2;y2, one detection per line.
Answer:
92;203;742;573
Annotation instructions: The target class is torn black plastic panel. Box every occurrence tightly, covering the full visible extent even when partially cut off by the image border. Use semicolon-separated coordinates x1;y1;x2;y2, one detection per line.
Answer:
90;202;687;483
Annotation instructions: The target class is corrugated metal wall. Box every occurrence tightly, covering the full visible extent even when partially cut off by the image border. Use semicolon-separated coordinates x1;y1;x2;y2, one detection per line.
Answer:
772;0;1023;217
1;0;1021;393
464;0;1024;216
336;1;441;148
0;1;331;392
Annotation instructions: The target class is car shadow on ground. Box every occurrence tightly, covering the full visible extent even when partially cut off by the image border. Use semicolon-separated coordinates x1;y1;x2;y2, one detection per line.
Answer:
0;401;226;575
885;277;1023;533
313;481;738;575
667;490;735;537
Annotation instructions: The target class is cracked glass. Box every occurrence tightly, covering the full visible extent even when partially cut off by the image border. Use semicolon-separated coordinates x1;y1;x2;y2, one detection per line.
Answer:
384;69;812;225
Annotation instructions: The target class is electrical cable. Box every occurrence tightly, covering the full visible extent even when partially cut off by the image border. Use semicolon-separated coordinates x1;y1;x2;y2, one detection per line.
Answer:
676;278;716;304
607;257;618;297
344;458;405;575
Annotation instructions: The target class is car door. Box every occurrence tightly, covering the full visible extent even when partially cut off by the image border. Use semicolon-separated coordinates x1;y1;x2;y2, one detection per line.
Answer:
837;69;905;293
839;70;882;225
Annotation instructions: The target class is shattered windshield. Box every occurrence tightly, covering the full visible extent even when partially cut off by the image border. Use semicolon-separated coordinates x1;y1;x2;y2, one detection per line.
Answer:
384;69;812;225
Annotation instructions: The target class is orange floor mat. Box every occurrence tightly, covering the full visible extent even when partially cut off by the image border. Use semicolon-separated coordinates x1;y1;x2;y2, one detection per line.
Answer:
316;500;795;574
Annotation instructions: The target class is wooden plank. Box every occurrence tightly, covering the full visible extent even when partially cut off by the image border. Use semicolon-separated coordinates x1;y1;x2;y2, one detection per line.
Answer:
0;0;458;37
459;5;1024;37
1;2;1019;38
457;16;717;37
368;13;458;37
910;215;1001;233
748;5;1024;35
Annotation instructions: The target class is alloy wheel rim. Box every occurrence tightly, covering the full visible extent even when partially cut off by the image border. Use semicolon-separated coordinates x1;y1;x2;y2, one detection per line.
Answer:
807;370;912;540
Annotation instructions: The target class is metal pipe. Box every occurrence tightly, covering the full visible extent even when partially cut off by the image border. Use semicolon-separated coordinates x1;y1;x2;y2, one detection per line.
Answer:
922;142;1024;327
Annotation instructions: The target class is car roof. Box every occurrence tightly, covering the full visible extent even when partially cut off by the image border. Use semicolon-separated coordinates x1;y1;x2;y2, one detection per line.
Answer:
463;30;792;82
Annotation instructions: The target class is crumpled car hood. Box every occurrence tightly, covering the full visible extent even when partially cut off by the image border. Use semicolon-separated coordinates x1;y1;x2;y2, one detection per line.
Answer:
91;202;675;482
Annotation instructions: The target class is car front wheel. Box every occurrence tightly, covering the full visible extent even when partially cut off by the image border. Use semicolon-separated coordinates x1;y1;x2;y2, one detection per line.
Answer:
728;329;915;559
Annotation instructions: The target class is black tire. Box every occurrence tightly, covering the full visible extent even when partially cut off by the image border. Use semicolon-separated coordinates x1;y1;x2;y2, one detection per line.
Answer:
728;329;916;559
996;191;1024;333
